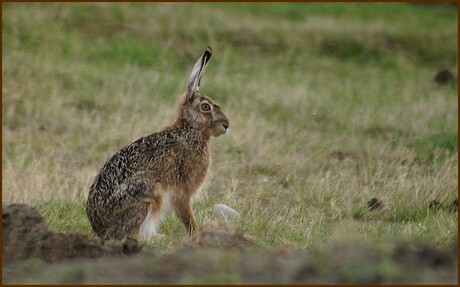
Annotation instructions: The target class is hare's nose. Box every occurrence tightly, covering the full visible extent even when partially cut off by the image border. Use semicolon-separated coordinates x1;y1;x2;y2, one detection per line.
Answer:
223;123;229;130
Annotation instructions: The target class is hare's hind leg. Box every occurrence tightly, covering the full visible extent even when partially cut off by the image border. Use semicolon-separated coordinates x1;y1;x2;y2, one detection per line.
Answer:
103;180;151;240
108;200;149;240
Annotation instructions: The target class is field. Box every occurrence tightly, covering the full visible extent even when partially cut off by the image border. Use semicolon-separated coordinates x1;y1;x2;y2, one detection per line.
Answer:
2;2;458;284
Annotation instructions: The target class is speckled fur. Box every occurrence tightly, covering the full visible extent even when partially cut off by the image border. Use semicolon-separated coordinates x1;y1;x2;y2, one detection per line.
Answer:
86;47;229;240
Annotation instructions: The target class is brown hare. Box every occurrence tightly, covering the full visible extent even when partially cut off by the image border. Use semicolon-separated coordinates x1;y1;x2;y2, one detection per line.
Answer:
86;47;229;241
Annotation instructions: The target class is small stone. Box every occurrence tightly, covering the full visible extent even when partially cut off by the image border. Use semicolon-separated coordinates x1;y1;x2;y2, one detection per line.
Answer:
212;203;241;220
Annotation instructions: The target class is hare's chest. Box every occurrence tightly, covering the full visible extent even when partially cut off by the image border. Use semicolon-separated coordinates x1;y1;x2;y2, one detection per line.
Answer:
177;152;210;186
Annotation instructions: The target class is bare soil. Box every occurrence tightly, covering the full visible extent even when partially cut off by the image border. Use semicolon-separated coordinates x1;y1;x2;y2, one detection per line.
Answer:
2;204;140;263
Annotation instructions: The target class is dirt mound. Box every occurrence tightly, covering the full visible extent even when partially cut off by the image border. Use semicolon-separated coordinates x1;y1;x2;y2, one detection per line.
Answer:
2;204;140;263
434;68;456;85
184;222;257;250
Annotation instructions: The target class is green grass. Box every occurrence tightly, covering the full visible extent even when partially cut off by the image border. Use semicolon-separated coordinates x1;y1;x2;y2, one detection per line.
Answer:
35;200;92;234
2;2;458;255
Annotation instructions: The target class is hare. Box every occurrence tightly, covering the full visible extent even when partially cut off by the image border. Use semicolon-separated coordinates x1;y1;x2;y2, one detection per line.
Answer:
86;47;229;241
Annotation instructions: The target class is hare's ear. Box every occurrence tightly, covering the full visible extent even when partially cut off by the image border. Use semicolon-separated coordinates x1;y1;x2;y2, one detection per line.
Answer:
186;47;212;101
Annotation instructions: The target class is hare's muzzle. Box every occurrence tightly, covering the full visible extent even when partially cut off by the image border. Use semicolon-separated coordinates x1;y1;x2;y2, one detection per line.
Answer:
209;104;229;137
216;121;229;136
212;116;229;137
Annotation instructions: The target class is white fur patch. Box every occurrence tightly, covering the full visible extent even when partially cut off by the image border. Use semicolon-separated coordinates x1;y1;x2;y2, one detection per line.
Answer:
139;192;172;241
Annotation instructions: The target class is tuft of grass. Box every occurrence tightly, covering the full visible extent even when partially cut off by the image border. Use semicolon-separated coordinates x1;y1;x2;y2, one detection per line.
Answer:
35;200;92;234
413;131;458;161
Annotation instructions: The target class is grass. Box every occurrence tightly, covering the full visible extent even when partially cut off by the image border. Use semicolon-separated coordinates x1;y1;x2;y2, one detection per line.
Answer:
2;1;458;258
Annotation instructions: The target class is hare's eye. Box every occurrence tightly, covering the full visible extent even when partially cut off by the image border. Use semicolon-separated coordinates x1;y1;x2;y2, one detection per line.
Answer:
201;103;211;111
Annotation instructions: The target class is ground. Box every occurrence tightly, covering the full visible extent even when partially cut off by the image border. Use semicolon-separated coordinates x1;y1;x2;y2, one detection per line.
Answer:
2;204;458;284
